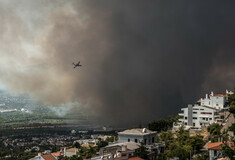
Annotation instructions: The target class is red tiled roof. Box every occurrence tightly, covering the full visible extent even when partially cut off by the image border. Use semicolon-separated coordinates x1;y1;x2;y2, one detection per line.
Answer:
208;141;234;150
210;94;228;97
51;152;64;157
128;157;144;160
66;148;79;152
41;154;57;160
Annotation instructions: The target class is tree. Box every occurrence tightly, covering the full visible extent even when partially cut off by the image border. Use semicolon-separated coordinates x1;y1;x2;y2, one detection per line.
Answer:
148;116;180;132
166;143;190;160
221;143;235;159
136;142;148;159
189;135;205;152
148;119;170;132
97;139;108;150
159;131;174;146
73;142;81;149
207;123;222;142
229;105;235;114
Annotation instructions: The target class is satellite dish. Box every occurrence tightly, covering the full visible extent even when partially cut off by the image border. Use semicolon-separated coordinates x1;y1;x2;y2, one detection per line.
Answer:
142;128;147;133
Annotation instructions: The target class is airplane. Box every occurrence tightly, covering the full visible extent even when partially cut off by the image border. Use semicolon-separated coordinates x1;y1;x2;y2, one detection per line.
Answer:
72;61;82;68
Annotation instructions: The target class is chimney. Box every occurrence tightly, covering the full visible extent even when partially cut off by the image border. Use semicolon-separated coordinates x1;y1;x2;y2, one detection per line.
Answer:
211;91;214;96
206;94;208;99
226;90;228;94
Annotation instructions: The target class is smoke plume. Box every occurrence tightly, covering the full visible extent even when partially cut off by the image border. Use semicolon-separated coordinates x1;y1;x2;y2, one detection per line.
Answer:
0;0;235;126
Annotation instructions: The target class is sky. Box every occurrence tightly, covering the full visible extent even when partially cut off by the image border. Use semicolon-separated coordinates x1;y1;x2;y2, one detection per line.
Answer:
0;0;235;126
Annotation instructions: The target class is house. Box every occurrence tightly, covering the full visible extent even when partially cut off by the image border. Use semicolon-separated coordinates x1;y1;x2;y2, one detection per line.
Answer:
63;147;79;157
99;142;139;155
29;153;56;160
51;152;64;160
93;142;140;160
174;90;233;130
118;128;157;145
117;128;164;160
208;141;234;160
200;91;230;110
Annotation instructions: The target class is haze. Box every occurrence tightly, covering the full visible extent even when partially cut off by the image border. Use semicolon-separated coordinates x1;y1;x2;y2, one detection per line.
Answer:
0;0;235;126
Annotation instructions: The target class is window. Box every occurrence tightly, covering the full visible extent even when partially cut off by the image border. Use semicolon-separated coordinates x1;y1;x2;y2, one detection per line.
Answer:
193;117;197;120
193;112;197;114
201;112;212;115
185;117;187;120
200;123;202;125
152;137;155;143
209;118;212;120
216;104;218;106
144;139;147;144
203;118;205;120
214;150;217;155
185;122;187;125
206;118;208;121
193;123;195;126
135;139;138;143
128;139;130;142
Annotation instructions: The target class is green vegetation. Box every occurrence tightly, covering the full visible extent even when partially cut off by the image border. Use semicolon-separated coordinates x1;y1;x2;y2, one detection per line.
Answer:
221;143;235;160
228;88;235;106
0;140;37;160
148;115;180;132
136;142;148;159
208;123;229;142
228;88;235;115
70;135;117;159
159;126;205;159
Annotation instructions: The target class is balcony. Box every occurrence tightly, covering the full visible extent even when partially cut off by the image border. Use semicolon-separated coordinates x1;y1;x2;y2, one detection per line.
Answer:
199;119;210;123
178;119;184;122
178;113;184;116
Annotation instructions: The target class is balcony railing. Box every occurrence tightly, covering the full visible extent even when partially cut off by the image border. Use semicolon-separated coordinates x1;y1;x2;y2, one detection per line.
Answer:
178;119;184;122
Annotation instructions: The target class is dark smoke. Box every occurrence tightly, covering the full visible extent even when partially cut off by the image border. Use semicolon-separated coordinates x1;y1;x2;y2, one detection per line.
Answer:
0;1;235;126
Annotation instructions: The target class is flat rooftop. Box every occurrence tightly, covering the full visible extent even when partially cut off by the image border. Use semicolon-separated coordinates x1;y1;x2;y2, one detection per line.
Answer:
118;128;157;135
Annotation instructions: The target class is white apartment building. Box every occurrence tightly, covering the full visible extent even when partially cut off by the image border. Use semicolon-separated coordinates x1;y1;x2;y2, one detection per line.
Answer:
176;104;219;129
174;90;233;130
200;91;229;109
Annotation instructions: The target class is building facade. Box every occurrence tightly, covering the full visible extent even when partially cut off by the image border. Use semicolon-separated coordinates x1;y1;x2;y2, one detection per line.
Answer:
118;128;157;145
176;105;219;129
174;90;233;130
200;91;229;109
